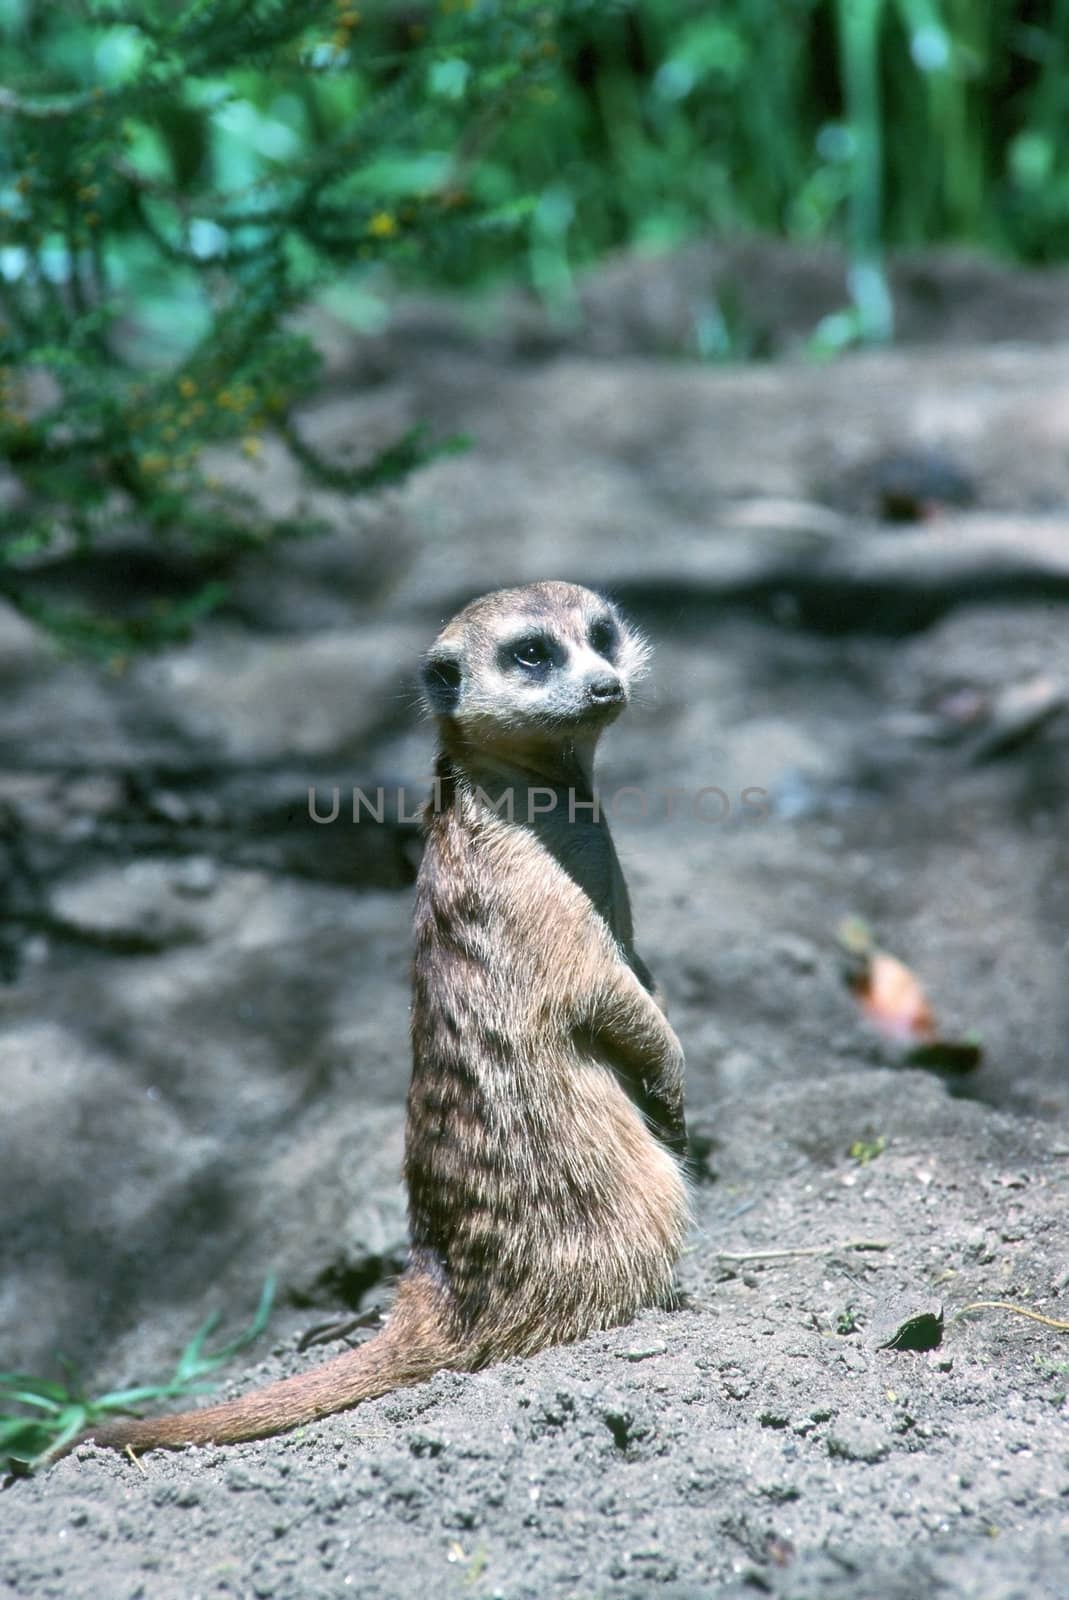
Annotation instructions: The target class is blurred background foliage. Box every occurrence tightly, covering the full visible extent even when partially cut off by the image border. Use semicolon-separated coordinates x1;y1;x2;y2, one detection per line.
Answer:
1;0;1067;652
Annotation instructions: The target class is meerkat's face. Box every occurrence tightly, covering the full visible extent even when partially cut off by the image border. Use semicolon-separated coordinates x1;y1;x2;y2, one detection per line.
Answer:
420;581;648;758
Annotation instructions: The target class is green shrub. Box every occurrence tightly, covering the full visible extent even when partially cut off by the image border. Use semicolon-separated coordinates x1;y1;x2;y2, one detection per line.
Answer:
0;0;559;655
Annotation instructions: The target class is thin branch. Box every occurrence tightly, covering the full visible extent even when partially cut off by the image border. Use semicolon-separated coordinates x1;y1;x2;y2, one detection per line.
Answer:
281;416;468;494
0;86;105;121
959;1301;1069;1332
714;1240;892;1263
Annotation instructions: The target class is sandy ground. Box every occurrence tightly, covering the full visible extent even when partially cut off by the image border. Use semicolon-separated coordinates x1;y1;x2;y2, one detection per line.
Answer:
2;246;1069;1599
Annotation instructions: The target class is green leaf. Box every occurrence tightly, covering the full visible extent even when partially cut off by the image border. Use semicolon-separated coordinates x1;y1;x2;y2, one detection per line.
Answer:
1;1390;65;1414
0;1374;74;1402
429;57;470;101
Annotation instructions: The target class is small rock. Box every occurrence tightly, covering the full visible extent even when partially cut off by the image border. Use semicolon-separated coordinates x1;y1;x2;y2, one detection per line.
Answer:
768;933;819;973
173;855;220;897
857;446;976;522
968;675;1066;764
759;1480;801;1504
407;1431;445;1458
758;1410;791;1430
623;1339;667;1362
826;1424;890;1464
149;789;193;825
872;1302;944;1352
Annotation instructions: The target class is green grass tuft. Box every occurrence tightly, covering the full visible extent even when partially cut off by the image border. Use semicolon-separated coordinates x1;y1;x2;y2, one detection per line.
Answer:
0;1276;275;1472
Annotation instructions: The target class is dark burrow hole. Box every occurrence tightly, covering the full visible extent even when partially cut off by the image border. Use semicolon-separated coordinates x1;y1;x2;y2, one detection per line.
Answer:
288;1251;407;1313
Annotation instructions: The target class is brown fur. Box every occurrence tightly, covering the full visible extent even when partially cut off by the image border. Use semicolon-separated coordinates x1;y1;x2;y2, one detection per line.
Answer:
78;582;689;1455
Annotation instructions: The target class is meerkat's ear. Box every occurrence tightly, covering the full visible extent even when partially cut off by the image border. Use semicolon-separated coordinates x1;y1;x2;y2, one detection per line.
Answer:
614;610;651;682
419;647;463;716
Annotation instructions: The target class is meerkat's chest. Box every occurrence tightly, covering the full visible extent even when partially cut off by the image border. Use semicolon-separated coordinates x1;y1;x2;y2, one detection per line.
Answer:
523;806;634;950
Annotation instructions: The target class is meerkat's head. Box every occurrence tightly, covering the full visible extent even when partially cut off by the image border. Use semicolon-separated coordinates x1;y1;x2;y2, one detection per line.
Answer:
420;581;648;768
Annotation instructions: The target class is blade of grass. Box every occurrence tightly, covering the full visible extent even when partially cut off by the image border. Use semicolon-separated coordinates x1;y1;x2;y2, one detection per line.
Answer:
1;1276;276;1470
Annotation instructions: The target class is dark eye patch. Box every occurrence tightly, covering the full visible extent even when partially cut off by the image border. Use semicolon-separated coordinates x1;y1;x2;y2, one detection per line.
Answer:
588;616;618;658
499;632;559;675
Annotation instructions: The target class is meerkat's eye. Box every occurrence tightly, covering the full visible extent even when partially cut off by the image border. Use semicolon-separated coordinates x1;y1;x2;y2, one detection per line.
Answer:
588;617;618;659
508;635;554;672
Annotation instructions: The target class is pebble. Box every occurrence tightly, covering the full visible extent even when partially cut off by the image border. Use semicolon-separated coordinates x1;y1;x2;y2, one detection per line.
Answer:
623;1340;667;1361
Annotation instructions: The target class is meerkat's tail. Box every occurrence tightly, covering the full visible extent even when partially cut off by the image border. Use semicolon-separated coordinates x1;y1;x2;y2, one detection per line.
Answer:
75;1272;460;1455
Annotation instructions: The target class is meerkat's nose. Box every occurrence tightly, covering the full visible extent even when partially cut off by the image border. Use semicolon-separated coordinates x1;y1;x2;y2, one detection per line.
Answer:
587;673;625;704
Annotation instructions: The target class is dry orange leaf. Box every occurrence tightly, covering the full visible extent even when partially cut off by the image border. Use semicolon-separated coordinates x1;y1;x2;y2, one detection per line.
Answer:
854;949;936;1043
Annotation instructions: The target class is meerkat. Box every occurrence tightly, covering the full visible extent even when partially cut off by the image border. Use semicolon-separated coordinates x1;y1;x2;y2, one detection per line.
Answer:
77;580;689;1454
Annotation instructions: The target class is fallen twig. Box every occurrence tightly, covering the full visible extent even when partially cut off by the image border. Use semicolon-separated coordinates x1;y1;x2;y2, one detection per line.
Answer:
715;1239;892;1264
959;1301;1069;1332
